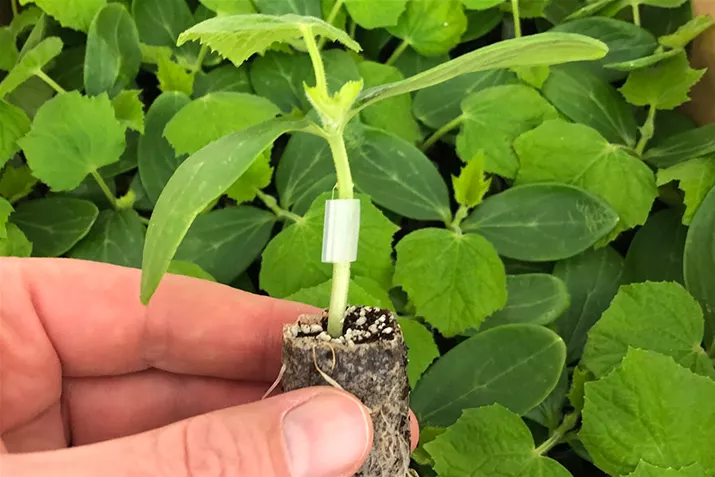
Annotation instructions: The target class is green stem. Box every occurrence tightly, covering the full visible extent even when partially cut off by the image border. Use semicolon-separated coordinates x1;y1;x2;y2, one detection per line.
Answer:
303;27;329;95
256;189;302;223
191;45;208;75
632;2;641;26
139;216;151;226
348;18;357;40
317;0;345;50
635;104;656;156
535;412;580;456
448;205;469;234
421;116;464;151
90;171;119;210
11;0;18;16
36;70;67;95
386;39;409;66
511;0;522;38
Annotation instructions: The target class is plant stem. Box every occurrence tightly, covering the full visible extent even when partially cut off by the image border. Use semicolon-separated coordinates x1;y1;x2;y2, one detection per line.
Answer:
139;216;151;226
318;0;345;50
635;104;656;156
11;0;18;16
256;189;302;222
386;39;409;66
421;116;464;151
632;2;641;26
448;205;469;233
90;171;119;210
36;70;67;95
348;18;357;40
191;45;208;75
511;0;522;38
535;412;580;456
303;28;329;95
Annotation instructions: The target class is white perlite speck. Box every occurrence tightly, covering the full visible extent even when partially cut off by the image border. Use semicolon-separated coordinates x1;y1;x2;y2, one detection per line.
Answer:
309;324;323;334
356;316;367;326
382;327;393;334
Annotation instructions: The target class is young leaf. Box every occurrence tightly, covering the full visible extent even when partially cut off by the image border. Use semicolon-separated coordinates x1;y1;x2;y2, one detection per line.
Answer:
582;282;713;379
426;404;572;477
69;209;145;268
344;0;407;29
644;123;715;168
514;120;657;241
260;193;398;297
199;0;256;15
567;366;592;415
84;3;142;96
456;84;558;178
177;14;361;68
0;37;63;98
0;223;32;257
394;228;506;336
11;197;99;257
580;349;715;476
194;64;252;97
0;28;18;71
225;152;274;204
659;15;715;49
0;164;37;204
0;100;31;168
20;0;106;32
157;55;194;96
0;198;13;238
286;276;394;311
398;317;440;388
553;247;624;363
111;90;145;133
462;183;619;261
657;157;715;225
164;92;281;155
132;0;195;49
452;152;490;209
619;52;705;110
19;92;126;191
387;0;468;56
628;461;708;477
412;324;566;427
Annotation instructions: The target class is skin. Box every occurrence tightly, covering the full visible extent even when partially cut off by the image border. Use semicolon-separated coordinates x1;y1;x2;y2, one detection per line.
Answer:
0;258;419;477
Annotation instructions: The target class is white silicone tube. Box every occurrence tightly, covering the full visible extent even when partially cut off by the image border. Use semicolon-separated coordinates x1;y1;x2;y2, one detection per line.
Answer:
322;199;360;263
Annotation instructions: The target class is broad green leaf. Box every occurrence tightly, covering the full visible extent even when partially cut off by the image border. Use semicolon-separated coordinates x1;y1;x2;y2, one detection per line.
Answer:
132;0;195;48
394;228;506;336
452;152;490;209
102;130;139;178
645;123;715;168
659;15;715;49
0;223;32;257
199;0;256;15
356;32;608;112
5;77;54;119
583;282;713;378
658;157;715;225
412;324;566;427
635;0;688;7
461;8;502;42
286;276;394;311
0;28;18;71
157;55;194;96
628;461;708;477
111;90;145;133
387;0;468;56
550;18;656;81
0;100;31;168
254;0;322;16
525;369;568;432
0;37;63;98
139;43;174;64
461;0;502;9
478;274;570;331
619;52;705;110
456;84;558;178
515;120;657;240
19;0;105;31
138;92;191;204
194;64;252;97
225;152;274;204
398;317;439;388
462;183;619;261
69;209;145;268
164;92;280;155
553;246;624;363
177;14;361;68
0;198;12;238
141;116;308;303
393;47;449;79
624;208;687;284
0;164;37;204
512;65;550;89
167;260;217;282
580;348;715;476
413;69;517;130
358;61;421;143
11;197;99;257
567;366;592;414
426;404;571;477
84;3;142;96
542;66;638;147
8;6;43;37
344;0;407;28
564;0;619;19
641;2;693;37
605;48;682;71
19;92;126;191
17;11;47;59
260;193;398;297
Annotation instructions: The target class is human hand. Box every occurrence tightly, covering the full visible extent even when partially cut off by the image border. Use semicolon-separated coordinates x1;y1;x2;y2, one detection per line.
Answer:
0;258;419;476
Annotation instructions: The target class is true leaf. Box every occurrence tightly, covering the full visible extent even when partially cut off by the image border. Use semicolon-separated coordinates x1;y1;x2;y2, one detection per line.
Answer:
512;65;550;89
456;84;558;178
8;6;42;37
0;100;31;168
102;130;139;178
657;157;715;225
199;0;256;15
0;28;18;71
167;260;217;282
452;152;490;209
0;223;32;257
19;92;126;191
157;55;194;96
11;197;99;257
19;0;105;31
393;47;449;79
462;183;619;261
0;164;37;204
394;228;506;336
69;209;145;268
644;123;715;168
412;324;566;427
253;0;322;16
0;37;63;98
249;52;314;112
659;15;715;49
628;461;708;477
344;0;407;29
398;317;440;388
387;0;468;56
0;198;12;238
286;276;394;311
225;152;274;204
461;8;502;42
132;0;195;49
111;90;145;133
194;64;252;97
461;0;502;9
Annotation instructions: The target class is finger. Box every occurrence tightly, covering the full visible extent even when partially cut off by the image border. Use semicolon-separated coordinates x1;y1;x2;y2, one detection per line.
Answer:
410;410;419;451
1;258;318;381
4;387;373;477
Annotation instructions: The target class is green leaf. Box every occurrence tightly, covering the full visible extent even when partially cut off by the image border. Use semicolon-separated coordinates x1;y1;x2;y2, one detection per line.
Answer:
461;0;502;9
356;32;608;112
138;91;191;204
542;66;638;147
177;14;361;68
84;3;142;96
11;197;99;257
260;193;398;297
567;366;592;414
0;37;63;98
553;246;624;363
387;0;468;56
398;317;439;388
199;0;256;15
658;157;715;225
174;206;275;283
102;130;139;178
140;116;309;303
358;61;421;143
164;92;281;155
69;209;145;268
20;0;106;31
627;461;708;477
0;100;31;168
644;123;715;168
286;276;394;311
225;152;274;204
684;187;715;352
550;17;656;81
344;0;407;28
452;152;490;209
0;197;13;238
167;260;217;282
393;47;449;79
659;15;715;49
583;282;713;379
19;92;126;191
456;84;558;178
426;404;571;477
394;228;506;336
111;90;145;133
413;426;446;467
412;324;566;427
157;55;194;96
0;223;32;257
0;164;37;204
0;28;19;71
194;64;252;97
619;52;705;110
580;348;715;476
462;183;619;261
254;0;322;16
132;0;195;48
512;65;550;89
514;120;657;240
8;6;43;37
462;8;502;42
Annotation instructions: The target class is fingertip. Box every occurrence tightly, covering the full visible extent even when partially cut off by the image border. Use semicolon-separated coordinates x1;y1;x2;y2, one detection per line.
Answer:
410;409;420;451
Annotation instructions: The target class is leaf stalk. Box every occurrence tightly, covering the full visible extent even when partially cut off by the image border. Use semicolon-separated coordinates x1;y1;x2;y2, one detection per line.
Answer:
421;116;464;151
256;189;303;223
535;411;579;456
191;45;209;75
386;39;409;66
318;0;345;49
635;104;656;156
11;0;18;16
90;171;119;210
511;0;522;38
632;2;641;26
36;70;67;95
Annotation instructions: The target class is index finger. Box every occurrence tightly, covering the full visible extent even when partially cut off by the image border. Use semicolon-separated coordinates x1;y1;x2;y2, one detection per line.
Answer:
1;257;318;381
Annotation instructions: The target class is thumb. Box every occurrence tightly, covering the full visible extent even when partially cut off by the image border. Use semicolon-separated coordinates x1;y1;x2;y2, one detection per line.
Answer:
3;388;373;477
